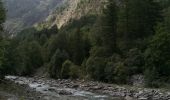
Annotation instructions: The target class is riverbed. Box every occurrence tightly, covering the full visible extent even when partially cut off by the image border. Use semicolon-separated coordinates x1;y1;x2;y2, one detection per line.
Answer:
3;75;170;100
2;76;123;100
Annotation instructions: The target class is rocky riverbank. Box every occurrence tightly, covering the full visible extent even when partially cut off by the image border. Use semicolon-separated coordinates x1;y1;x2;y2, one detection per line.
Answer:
0;80;43;100
4;76;170;100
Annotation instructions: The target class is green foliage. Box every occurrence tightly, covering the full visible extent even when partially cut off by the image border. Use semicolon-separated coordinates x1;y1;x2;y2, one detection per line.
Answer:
61;60;72;79
124;48;144;75
93;0;118;53
61;60;82;79
104;54;122;83
145;29;170;82
16;41;43;75
48;49;69;78
47;33;68;60
114;62;128;84
69;64;82;79
0;0;6;78
144;67;161;88
0;39;9;77
1;0;170;88
68;29;90;65
86;56;106;81
163;7;170;32
117;0;162;50
0;0;5;31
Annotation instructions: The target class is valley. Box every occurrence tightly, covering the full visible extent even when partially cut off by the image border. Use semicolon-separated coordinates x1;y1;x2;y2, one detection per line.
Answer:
0;0;170;100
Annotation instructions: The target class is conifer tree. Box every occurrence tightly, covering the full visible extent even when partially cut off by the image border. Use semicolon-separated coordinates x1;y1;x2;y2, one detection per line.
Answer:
0;0;5;32
98;0;118;53
120;0;162;39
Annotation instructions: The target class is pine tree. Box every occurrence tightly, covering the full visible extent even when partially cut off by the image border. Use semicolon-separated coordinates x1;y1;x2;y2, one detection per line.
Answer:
95;0;118;53
0;0;6;78
120;0;162;40
101;0;117;51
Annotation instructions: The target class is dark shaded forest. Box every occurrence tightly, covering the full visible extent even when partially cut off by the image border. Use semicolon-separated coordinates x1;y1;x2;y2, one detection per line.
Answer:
0;0;170;88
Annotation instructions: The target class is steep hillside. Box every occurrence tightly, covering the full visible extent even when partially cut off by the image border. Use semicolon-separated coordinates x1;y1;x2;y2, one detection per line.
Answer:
36;0;106;29
2;0;63;33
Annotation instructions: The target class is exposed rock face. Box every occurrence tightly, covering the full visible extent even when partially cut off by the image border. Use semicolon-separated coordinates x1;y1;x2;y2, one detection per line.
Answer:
35;0;106;29
2;0;106;34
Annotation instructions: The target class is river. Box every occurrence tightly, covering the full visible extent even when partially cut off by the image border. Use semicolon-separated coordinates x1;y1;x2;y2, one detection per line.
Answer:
0;76;123;100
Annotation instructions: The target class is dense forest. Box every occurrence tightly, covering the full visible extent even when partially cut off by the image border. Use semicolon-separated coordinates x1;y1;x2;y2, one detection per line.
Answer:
0;0;170;88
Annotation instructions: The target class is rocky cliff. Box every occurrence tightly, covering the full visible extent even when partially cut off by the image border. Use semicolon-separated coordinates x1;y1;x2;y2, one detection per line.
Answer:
34;0;106;30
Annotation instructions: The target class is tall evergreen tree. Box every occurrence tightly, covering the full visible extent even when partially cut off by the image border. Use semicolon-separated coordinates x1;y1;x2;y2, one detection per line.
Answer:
0;0;5;32
97;0;118;53
119;0;162;39
0;0;6;78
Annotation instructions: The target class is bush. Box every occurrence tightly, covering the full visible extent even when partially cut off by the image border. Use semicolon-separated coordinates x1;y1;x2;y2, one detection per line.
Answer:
61;60;72;79
145;30;170;83
114;62;129;84
124;48;144;75
86;56;106;81
104;54;122;82
61;60;82;79
144;68;161;88
69;64;81;79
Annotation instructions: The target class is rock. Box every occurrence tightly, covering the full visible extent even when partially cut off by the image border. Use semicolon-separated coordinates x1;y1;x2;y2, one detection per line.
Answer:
58;90;72;95
125;96;134;100
37;85;42;87
72;84;79;88
91;85;103;90
138;97;148;100
48;88;56;92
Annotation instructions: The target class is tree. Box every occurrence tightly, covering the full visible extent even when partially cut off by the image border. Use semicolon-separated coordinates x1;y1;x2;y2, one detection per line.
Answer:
47;33;68;60
48;49;69;78
163;7;170;32
86;56;106;81
118;0;162;48
0;39;9;77
61;60;73;79
68;29;90;65
15;41;43;75
0;0;5;32
0;0;6;78
92;0;118;54
144;10;170;85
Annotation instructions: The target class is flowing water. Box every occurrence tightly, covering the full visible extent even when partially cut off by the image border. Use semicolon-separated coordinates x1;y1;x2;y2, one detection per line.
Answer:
0;76;123;100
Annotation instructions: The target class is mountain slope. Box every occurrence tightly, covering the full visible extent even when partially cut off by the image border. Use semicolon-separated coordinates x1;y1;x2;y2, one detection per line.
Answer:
35;0;106;30
2;0;63;33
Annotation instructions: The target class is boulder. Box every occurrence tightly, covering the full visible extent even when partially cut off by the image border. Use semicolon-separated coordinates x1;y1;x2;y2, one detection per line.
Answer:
58;90;72;95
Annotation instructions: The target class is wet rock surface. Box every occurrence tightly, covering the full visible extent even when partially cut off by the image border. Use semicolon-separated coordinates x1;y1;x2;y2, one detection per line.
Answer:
4;75;170;100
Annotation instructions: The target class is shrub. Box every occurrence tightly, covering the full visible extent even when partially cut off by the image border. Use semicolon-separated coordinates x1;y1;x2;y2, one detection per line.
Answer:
61;60;82;79
86;56;106;81
114;62;129;84
61;60;72;79
124;48;144;75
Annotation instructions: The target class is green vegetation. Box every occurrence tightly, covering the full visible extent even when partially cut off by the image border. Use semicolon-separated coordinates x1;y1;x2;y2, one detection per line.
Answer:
0;0;6;78
0;0;170;88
